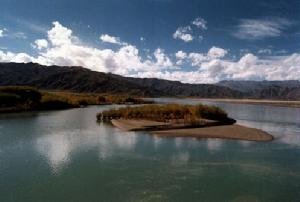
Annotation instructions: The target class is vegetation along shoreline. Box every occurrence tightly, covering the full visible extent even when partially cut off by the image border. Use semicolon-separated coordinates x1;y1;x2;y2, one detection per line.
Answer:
98;104;274;141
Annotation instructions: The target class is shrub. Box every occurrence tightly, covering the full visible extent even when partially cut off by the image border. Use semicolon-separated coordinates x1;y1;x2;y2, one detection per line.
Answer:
104;95;152;104
197;104;228;120
98;103;229;123
39;99;76;110
40;93;79;109
0;86;42;103
0;93;21;106
97;96;106;103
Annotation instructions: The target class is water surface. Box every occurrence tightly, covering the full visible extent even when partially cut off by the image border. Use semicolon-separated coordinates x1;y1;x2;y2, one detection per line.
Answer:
0;99;300;201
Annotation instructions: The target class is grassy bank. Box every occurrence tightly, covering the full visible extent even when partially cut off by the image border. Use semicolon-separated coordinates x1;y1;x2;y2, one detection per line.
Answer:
0;86;152;113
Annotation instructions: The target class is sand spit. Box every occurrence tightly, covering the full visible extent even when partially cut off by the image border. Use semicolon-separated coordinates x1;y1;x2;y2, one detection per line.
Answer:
152;124;273;141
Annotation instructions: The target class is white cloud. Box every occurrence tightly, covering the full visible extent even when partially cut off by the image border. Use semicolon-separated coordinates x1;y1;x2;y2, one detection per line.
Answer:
0;50;33;63
48;21;74;46
240;48;250;55
175;50;187;59
192;17;207;30
207;46;228;59
175;47;227;66
13;32;27;39
99;34;127;46
258;48;272;54
198;35;204;41
0;30;4;37
153;48;173;67
143;46;300;83
173;17;207;42
133;53;300;83
140;37;145;41
188;52;207;66
0;28;27;39
275;49;288;55
33;39;48;50
173;26;193;42
175;50;187;65
0;21;173;75
0;21;299;84
233;17;292;40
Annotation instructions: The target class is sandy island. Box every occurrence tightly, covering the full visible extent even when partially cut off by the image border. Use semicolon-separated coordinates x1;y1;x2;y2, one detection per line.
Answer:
111;119;273;141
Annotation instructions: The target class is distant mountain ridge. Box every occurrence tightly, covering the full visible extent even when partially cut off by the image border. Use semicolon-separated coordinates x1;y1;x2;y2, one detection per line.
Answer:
217;80;300;92
0;62;299;100
217;80;300;100
0;62;242;98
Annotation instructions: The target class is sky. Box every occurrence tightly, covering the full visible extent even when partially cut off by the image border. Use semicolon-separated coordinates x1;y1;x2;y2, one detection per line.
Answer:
0;0;299;83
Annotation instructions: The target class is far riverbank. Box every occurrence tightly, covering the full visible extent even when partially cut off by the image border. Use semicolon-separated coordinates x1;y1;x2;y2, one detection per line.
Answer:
194;98;300;108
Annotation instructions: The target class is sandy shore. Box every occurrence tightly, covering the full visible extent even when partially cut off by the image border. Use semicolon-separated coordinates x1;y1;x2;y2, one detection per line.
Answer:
196;98;300;108
152;125;273;141
111;119;168;131
111;119;273;141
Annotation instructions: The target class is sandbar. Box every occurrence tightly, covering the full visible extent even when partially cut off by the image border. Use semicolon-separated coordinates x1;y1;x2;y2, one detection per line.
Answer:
111;119;273;141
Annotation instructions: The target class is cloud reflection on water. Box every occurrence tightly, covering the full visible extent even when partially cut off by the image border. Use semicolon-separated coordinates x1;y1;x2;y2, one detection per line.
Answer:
171;151;190;166
35;126;138;174
206;139;223;152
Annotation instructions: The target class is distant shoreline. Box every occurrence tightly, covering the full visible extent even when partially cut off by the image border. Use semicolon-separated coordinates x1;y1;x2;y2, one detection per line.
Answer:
195;98;300;108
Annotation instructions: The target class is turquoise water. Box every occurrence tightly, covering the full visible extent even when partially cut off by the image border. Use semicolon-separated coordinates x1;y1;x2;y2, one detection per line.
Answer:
0;99;300;201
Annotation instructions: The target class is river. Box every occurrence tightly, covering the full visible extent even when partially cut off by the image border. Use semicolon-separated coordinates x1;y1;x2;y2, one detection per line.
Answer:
0;98;300;201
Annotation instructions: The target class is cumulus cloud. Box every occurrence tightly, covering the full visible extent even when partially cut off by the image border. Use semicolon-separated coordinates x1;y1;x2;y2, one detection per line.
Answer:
133;53;300;83
33;39;48;50
153;48;173;67
141;46;300;83
192;17;207;30
207;46;228;59
175;50;187;65
0;21;299;84
0;29;4;37
188;52;207;66
0;50;33;63
175;50;187;59
0;21;173;75
233;17;292;40
173;26;193;42
175;47;227;67
48;21;75;46
100;34;127;45
173;17;207;42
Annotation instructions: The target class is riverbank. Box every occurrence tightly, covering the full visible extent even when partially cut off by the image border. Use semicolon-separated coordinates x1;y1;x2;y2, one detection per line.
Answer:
0;86;153;113
111;119;273;141
196;98;300;108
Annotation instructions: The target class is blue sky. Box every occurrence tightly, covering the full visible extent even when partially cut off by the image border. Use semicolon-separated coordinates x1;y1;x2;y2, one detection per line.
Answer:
0;0;299;83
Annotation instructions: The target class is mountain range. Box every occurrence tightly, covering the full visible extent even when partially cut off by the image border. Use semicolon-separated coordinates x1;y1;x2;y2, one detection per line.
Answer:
0;62;299;100
217;80;300;100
